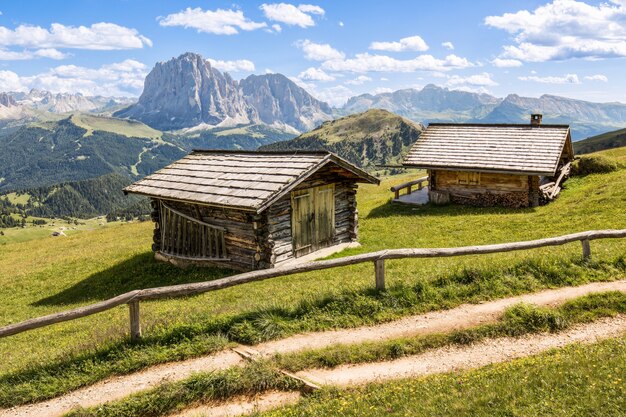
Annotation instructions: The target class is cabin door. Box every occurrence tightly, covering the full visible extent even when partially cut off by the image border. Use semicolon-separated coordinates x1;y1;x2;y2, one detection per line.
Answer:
291;184;335;257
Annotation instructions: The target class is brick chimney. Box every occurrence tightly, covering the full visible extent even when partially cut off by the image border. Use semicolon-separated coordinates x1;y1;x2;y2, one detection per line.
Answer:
530;114;542;126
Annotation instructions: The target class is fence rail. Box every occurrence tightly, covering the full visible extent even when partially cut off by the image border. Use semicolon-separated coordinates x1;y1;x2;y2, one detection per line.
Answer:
390;176;428;200
1;229;625;341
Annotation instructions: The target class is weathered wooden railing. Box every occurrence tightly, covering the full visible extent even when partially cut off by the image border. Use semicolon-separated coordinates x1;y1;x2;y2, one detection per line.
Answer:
1;229;624;341
390;176;428;199
160;202;228;260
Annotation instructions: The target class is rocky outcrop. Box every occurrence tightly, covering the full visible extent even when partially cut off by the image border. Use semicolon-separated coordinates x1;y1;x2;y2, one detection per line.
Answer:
115;53;259;130
240;73;332;132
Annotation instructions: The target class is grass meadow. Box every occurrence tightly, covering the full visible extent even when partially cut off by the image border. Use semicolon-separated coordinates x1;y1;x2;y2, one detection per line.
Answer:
0;151;625;405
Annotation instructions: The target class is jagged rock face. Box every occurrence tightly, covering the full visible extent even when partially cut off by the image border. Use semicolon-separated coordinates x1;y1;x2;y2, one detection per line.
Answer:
8;89;132;113
0;93;16;107
115;53;258;130
240;73;332;132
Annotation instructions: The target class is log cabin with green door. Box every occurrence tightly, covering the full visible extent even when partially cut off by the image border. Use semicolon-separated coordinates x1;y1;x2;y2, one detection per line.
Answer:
124;150;379;270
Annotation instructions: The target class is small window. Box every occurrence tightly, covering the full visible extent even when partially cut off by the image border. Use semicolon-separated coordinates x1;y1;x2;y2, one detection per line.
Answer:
457;172;480;185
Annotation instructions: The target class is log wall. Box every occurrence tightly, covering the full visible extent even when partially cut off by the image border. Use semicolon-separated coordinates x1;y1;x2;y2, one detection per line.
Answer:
431;170;535;208
149;165;360;270
268;166;358;266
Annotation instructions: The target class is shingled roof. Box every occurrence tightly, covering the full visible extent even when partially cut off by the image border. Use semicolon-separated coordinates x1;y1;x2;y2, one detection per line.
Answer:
124;150;379;213
403;123;572;176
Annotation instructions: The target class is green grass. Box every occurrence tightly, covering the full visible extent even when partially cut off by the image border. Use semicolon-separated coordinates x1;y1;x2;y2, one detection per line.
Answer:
259;335;626;417
271;291;626;372
0;216;118;245
58;292;626;417
70;113;163;140
0;151;625;406
64;362;302;417
3;192;31;205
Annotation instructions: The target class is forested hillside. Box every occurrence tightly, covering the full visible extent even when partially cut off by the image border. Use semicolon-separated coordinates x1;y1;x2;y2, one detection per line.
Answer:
0;173;148;221
260;109;423;170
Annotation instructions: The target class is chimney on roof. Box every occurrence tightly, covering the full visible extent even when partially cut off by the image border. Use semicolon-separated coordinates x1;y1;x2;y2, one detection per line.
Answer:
530;114;542;126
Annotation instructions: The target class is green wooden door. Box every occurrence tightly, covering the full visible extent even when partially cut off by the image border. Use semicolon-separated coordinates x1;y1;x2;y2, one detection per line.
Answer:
291;184;335;257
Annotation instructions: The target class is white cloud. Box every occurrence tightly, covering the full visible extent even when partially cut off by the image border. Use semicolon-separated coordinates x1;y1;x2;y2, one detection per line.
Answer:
0;48;68;60
373;87;393;94
159;7;266;35
260;3;325;28
339;21;344;27
313;85;354;106
0;70;23;91
370;35;429;52
447;72;498;87
584;74;608;82
345;75;372;85
485;0;626;61
491;58;522;68
322;53;473;73
0;22;151;51
442;41;454;50
4;59;148;96
272;24;282;33
207;58;255;72
296;39;345;61
519;73;581;84
297;67;335;81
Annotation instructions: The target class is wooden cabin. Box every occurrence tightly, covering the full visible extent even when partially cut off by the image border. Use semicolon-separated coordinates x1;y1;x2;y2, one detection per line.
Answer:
403;114;574;207
124;150;379;270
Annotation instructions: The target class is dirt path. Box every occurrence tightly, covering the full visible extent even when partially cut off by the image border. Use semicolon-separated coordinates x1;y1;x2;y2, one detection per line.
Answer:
2;280;625;417
175;315;626;417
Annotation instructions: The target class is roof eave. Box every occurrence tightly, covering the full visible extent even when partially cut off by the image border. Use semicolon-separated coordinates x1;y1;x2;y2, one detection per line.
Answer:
401;164;557;176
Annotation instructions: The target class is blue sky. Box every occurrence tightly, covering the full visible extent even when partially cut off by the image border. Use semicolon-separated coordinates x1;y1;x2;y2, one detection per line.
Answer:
1;0;625;105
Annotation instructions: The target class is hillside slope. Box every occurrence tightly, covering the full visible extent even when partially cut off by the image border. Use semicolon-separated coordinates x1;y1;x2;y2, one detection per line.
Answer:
259;109;423;169
574;127;626;154
0;117;185;192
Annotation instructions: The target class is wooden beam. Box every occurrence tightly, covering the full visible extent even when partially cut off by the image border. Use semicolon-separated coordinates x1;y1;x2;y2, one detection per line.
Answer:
129;301;141;342
375;259;385;290
1;229;625;339
581;239;591;261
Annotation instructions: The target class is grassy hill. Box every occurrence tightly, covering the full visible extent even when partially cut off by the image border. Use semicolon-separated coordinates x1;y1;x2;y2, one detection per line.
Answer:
259;109;423;170
574;127;626;154
69;113;164;140
0;146;625;406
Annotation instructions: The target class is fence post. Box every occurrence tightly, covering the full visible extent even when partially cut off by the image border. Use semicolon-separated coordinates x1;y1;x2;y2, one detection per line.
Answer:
581;239;591;261
375;259;385;290
129;301;142;342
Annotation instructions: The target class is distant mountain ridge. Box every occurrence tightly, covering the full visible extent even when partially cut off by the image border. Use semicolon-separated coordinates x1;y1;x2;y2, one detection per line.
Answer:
339;85;626;140
115;52;333;133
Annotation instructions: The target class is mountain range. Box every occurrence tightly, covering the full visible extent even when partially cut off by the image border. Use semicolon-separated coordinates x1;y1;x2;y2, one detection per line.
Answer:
114;52;333;133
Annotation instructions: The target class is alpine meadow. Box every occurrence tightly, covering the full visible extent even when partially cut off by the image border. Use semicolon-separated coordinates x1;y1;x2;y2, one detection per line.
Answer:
1;1;626;417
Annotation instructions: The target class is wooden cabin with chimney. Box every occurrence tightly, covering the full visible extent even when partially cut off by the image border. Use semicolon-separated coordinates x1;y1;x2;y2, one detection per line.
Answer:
124;150;379;270
401;114;574;207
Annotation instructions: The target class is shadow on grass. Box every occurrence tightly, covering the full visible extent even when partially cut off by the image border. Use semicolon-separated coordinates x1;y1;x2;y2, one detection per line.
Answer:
33;251;235;306
366;199;537;219
3;254;625;407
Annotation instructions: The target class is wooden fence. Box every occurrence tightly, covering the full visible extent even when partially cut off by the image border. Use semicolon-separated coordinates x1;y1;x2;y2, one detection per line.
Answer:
1;229;625;341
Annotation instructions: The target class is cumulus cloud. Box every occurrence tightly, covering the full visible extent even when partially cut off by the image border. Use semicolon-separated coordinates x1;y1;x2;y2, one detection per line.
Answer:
0;22;151;51
584;74;608;82
485;0;626;61
207;58;255;72
373;87;393;94
312;85;354;106
345;75;372;85
491;58;522;68
260;3;325;28
159;7;266;35
0;48;68;60
447;72;498;87
518;73;581;84
370;35;429;52
322;53;473;73
442;41;455;50
297;67;335;81
296;39;345;61
3;59;149;96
